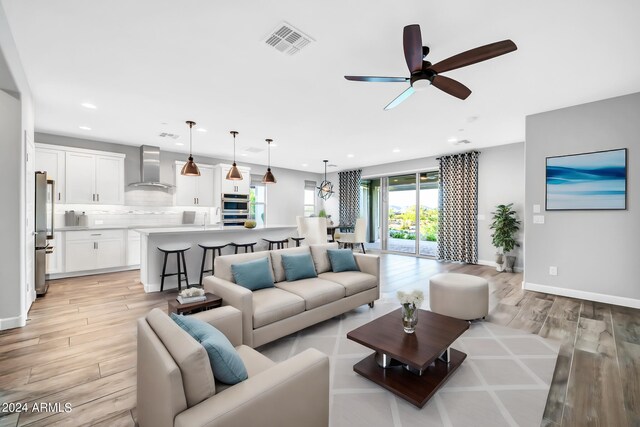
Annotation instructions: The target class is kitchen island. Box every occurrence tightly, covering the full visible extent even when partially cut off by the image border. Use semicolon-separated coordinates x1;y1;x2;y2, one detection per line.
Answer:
135;225;297;292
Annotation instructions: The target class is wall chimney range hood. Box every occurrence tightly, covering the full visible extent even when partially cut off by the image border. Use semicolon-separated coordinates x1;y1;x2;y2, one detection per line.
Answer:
128;145;174;189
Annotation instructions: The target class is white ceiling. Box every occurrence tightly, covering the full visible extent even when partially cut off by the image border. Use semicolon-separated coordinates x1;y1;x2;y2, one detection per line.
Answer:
3;0;640;172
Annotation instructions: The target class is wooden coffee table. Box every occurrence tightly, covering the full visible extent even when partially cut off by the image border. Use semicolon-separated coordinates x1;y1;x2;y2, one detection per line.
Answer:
347;308;469;407
168;292;222;315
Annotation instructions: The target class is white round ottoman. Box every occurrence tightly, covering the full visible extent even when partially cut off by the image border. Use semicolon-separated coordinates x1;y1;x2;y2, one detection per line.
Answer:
429;273;489;320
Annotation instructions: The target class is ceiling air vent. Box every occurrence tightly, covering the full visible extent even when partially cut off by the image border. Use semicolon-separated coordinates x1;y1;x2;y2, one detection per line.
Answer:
264;21;314;55
452;139;472;146
158;132;180;140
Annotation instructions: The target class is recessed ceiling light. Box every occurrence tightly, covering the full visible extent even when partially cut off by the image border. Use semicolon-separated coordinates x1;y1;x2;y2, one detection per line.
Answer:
160;122;168;125
447;137;458;143
392;148;400;153
81;103;97;109
347;154;354;158
196;128;207;133
78;126;91;130
270;143;278;147
175;142;184;146
240;153;248;157
301;163;308;167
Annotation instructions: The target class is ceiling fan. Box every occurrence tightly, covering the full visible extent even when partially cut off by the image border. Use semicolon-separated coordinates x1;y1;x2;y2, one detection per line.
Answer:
344;24;517;110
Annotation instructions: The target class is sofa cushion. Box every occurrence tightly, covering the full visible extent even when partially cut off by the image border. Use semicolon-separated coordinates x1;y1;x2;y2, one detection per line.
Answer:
327;249;359;272
231;258;275;291
276;278;346;310
146;308;215;407
281;253;317;281
270;246;311;282
309;242;339;274
318;271;377;297
252;287;306;328
171;313;248;385
215;252;275;284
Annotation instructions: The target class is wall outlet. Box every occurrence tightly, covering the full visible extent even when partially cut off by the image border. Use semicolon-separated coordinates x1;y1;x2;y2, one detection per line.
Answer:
533;215;545;224
549;266;558;276
533;204;541;213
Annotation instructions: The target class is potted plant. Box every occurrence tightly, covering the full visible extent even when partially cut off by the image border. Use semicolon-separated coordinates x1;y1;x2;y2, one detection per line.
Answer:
490;203;521;272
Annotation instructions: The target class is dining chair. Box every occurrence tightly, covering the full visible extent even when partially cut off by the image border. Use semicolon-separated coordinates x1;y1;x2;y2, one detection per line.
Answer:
337;218;367;253
296;216;328;245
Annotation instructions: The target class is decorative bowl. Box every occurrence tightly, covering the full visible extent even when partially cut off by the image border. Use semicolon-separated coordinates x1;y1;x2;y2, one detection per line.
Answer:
244;220;257;229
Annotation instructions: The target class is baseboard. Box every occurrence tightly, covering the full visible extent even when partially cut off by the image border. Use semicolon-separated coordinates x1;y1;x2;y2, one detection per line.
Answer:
477;259;523;273
524;282;640;309
0;314;26;330
47;265;139;280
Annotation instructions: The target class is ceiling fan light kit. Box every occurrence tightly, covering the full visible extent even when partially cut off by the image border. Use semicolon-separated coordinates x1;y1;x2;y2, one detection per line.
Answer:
317;160;334;200
226;131;243;180
180;120;201;176
345;24;517;110
262;138;277;184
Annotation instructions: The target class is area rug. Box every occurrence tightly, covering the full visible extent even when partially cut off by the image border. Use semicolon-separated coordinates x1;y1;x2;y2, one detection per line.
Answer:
256;301;559;427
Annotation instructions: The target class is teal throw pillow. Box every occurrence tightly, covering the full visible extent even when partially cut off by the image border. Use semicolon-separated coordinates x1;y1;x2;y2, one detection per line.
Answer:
281;253;318;281
327;249;359;273
231;257;274;291
170;313;248;384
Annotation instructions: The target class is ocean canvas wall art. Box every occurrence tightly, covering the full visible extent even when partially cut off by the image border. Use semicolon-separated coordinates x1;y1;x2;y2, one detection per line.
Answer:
546;148;627;210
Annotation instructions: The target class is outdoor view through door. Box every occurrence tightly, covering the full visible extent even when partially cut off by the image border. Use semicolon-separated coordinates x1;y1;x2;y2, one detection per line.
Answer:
362;171;439;257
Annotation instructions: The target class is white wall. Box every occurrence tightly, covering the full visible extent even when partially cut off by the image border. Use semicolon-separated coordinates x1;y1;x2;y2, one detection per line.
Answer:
0;2;35;329
325;144;525;267
525;92;640;308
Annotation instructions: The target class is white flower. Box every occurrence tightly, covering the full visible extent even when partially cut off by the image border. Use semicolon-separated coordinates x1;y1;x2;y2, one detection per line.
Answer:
397;289;424;307
179;288;205;298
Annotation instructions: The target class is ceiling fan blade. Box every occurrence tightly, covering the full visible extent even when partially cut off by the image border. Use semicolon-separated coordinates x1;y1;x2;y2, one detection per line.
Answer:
403;24;423;73
430;40;517;74
384;86;415;110
344;76;409;83
431;75;472;100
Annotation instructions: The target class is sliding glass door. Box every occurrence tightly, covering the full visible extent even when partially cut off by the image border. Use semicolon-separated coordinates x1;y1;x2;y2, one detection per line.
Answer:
363;171;439;257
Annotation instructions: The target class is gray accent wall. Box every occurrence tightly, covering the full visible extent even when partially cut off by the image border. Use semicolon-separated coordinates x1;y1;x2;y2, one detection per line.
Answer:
525;92;639;304
35;132;322;226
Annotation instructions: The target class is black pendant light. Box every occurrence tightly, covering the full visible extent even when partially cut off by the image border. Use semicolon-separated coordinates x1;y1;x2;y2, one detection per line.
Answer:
317;160;334;200
226;131;243;180
181;120;200;176
262;138;277;184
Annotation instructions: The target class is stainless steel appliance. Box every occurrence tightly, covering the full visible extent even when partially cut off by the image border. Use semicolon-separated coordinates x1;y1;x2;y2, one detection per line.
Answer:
35;171;55;295
221;193;250;226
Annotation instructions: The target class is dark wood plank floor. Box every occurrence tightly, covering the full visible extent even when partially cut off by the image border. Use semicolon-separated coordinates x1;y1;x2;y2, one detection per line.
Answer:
0;254;638;426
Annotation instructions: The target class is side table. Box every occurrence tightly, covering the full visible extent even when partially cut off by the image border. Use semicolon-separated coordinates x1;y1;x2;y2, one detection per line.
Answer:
168;292;222;315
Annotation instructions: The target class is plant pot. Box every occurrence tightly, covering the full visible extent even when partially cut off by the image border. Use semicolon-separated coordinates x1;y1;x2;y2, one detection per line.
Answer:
504;255;516;273
495;254;504;272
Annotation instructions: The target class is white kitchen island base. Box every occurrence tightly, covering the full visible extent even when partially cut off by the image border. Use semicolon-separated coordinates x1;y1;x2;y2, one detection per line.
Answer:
136;225;297;292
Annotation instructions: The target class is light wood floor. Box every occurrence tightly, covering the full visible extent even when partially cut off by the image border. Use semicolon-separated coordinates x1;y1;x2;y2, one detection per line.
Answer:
0;254;638;426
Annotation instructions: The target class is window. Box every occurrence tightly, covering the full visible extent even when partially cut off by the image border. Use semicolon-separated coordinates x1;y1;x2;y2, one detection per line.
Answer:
304;180;316;217
250;175;266;227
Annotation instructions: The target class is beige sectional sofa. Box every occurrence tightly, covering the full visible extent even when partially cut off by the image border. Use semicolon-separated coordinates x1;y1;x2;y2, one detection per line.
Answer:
203;243;380;348
137;306;330;427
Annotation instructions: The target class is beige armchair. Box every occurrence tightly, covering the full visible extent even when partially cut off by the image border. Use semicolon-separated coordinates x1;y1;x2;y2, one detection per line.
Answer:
137;306;330;427
337;218;367;253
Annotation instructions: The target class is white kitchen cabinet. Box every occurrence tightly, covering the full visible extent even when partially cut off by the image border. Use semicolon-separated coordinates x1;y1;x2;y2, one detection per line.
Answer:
127;230;141;266
65;229;125;272
174;162;214;206
46;231;64;274
65;151;125;204
35;147;66;203
215;164;251;201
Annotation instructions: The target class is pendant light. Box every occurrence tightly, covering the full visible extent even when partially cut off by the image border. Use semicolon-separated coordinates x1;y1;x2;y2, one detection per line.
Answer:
226;131;243;180
180;120;200;176
317;160;334;200
262;138;277;184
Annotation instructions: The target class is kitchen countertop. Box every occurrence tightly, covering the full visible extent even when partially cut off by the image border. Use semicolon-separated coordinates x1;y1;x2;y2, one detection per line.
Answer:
56;224;222;232
134;225;296;236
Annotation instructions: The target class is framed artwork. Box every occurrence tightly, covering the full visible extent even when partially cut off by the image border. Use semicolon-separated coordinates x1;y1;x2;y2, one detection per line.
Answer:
546;148;627;210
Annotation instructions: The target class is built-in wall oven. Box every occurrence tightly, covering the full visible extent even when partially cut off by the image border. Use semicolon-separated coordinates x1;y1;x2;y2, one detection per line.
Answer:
221;193;250;226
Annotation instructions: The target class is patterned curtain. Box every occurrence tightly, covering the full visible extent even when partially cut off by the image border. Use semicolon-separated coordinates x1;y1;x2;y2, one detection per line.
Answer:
437;152;479;263
339;169;362;227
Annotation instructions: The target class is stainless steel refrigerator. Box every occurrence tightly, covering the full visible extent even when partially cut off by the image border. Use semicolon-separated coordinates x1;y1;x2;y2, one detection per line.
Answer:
35;171;55;295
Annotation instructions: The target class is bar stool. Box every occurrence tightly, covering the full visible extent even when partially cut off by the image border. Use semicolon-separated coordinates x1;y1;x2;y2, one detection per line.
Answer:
291;237;305;247
158;244;191;292
198;242;228;286
262;238;289;250
230;242;257;253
